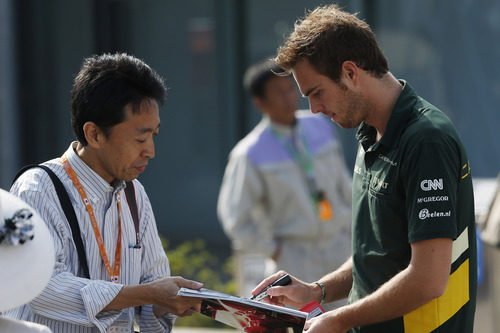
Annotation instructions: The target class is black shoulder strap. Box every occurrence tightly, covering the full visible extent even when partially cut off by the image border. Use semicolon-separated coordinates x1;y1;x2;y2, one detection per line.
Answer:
124;181;141;248
13;165;91;278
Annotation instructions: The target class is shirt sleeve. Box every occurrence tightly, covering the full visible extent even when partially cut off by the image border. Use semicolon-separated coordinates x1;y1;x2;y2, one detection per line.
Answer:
217;151;277;257
133;181;175;332
402;133;460;243
10;172;123;333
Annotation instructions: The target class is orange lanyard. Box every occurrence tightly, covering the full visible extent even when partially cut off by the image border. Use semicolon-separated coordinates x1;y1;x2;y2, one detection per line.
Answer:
62;154;122;283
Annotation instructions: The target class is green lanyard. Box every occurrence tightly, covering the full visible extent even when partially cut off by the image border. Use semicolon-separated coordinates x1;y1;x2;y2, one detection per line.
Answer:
271;123;320;200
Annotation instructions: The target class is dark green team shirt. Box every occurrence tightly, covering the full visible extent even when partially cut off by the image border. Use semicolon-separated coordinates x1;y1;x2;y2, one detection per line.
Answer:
349;81;477;332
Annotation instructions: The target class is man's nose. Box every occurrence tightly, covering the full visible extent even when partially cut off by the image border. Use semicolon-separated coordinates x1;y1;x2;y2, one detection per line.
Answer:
144;140;155;159
309;100;322;114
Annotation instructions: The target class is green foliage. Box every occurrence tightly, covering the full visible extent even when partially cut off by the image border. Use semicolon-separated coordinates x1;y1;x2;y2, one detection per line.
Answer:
162;237;236;328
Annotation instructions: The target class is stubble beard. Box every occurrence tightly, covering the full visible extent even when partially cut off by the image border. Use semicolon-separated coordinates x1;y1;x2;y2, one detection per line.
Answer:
336;89;369;129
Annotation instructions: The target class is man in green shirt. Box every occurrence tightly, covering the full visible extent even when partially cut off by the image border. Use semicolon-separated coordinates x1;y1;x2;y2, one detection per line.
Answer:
252;4;476;333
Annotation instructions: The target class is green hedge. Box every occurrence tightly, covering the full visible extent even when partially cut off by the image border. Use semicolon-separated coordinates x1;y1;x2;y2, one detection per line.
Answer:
162;237;236;328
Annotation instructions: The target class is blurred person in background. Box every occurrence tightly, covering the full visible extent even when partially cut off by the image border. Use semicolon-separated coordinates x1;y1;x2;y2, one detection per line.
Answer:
480;172;500;246
252;4;477;333
217;58;352;308
6;53;202;332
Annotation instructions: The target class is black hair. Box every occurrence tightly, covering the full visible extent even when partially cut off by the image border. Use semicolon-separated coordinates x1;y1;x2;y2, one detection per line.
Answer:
243;58;287;98
71;53;167;145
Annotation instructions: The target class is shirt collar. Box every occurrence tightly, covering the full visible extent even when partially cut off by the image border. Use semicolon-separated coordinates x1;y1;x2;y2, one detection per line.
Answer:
356;80;418;151
264;115;298;138
64;142;126;202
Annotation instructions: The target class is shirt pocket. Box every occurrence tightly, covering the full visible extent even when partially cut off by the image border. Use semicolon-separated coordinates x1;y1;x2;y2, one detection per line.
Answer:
124;246;143;284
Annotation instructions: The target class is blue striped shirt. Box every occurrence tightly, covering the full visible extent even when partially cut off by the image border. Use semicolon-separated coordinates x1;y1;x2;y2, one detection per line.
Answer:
6;142;175;332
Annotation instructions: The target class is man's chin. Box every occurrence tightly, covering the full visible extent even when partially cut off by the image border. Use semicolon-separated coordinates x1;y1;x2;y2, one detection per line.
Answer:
333;118;360;129
121;173;139;182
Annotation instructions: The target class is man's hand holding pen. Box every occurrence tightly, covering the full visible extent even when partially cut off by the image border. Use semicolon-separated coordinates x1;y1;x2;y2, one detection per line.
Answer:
251;271;321;308
250;274;292;302
252;271;338;333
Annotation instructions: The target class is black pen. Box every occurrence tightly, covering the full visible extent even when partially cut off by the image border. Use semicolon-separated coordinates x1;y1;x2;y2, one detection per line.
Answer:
250;274;292;301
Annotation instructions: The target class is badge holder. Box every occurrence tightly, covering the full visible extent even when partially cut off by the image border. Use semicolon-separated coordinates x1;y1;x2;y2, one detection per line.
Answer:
315;191;333;221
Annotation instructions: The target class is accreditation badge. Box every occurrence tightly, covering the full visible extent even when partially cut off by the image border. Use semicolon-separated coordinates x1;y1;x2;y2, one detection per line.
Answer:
315;191;333;221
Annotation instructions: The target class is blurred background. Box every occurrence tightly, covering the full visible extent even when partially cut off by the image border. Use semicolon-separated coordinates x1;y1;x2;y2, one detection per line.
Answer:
1;0;500;330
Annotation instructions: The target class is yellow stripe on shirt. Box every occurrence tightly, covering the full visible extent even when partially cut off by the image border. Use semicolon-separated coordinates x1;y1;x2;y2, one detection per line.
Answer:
461;162;470;179
403;259;470;333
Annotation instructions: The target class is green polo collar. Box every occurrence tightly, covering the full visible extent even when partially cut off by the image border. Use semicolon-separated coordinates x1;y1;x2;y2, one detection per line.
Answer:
356;80;419;151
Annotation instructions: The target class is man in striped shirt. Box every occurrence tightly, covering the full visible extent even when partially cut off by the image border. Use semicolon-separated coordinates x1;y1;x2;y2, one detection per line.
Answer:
6;53;202;332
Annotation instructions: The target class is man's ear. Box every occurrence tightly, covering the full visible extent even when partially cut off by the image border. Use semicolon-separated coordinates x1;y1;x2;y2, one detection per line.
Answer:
341;61;359;87
253;96;266;112
82;122;104;148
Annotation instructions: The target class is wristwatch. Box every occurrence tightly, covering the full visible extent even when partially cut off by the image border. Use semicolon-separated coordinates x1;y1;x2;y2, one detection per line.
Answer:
314;281;326;305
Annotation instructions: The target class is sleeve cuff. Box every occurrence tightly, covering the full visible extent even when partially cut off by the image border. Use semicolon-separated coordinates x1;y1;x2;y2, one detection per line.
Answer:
80;281;123;332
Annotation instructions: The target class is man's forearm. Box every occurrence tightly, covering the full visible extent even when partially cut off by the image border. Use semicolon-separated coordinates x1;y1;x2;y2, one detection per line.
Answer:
102;276;203;317
332;238;452;330
333;264;437;329
318;257;353;303
103;284;152;311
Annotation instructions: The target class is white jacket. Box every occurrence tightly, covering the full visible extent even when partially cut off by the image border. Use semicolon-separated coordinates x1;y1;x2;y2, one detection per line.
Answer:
218;112;352;284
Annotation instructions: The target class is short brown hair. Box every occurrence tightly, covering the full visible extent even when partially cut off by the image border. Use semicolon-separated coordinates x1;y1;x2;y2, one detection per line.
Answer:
275;4;388;82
